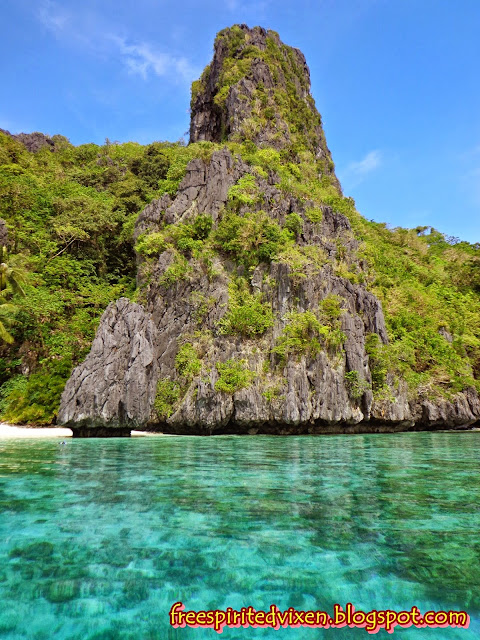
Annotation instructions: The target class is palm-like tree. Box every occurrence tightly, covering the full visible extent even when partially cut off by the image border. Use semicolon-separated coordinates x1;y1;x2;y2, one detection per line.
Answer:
0;301;17;344
0;246;25;297
0;246;26;344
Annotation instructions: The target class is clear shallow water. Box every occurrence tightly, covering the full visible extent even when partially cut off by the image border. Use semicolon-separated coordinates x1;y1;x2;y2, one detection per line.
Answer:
0;432;479;640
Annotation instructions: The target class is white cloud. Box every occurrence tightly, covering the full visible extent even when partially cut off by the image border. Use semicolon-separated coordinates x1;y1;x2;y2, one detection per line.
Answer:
110;36;195;83
38;0;70;34
37;1;196;84
340;149;383;189
346;150;382;177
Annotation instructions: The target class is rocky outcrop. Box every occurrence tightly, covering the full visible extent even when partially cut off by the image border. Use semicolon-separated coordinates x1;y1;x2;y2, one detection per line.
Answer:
57;25;480;435
58;146;480;434
189;25;339;187
58;298;159;434
0;128;67;153
135;148;244;238
0;219;8;247
370;379;480;430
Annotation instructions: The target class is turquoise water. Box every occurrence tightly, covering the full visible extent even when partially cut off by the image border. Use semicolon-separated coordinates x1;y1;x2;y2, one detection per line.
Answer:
0;432;479;639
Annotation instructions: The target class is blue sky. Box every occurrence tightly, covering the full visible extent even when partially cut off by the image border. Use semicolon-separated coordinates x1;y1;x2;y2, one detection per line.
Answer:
1;0;480;242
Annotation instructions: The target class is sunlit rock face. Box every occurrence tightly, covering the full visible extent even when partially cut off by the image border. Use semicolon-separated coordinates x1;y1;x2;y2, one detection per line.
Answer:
58;25;480;435
58;298;159;434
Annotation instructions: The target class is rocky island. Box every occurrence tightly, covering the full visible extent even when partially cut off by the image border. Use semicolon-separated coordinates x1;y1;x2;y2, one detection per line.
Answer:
57;25;480;436
1;26;479;436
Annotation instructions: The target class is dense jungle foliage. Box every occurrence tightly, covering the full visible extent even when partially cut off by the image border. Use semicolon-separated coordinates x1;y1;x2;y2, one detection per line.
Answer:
0;131;207;423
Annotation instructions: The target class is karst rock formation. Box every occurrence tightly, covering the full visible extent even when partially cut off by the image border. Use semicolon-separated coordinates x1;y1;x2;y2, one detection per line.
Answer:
58;25;480;435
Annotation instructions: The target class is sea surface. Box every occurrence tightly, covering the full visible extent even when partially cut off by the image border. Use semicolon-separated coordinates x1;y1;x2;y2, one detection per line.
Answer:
0;432;479;639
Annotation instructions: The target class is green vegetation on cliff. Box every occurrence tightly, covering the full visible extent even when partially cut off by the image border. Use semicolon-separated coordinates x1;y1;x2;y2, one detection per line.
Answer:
273;295;346;362
0;132;199;423
1;24;480;425
358;221;480;395
192;25;330;163
219;279;273;337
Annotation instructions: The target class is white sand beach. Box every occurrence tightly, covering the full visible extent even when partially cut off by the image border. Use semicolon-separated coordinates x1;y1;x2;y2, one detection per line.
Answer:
0;424;164;438
0;424;73;438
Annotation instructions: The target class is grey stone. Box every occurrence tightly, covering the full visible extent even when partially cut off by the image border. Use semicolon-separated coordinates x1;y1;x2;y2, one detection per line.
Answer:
0;128;67;153
0;219;8;247
58;298;159;429
57;28;480;435
189;25;340;188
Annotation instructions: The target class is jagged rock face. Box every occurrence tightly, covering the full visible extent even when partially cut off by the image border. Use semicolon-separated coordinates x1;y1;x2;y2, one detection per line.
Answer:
60;149;382;432
58;298;159;430
58;148;480;433
0;128;66;153
189;25;338;185
57;26;480;435
136;149;240;238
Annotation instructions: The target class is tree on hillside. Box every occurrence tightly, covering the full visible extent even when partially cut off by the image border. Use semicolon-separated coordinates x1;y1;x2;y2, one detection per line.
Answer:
0;246;26;296
0;246;26;343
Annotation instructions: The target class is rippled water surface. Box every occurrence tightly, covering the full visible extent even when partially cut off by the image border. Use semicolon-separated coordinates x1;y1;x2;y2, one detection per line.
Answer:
0;432;479;639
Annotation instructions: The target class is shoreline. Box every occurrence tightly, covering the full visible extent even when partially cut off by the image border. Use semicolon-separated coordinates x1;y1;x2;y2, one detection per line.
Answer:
0;424;73;438
1;423;479;440
0;424;164;439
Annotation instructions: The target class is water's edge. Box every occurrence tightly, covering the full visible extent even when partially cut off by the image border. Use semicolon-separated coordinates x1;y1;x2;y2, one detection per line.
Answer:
3;421;480;438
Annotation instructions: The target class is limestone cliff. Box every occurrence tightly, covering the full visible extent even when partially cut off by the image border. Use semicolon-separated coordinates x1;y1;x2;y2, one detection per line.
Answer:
189;24;338;187
58;25;480;435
